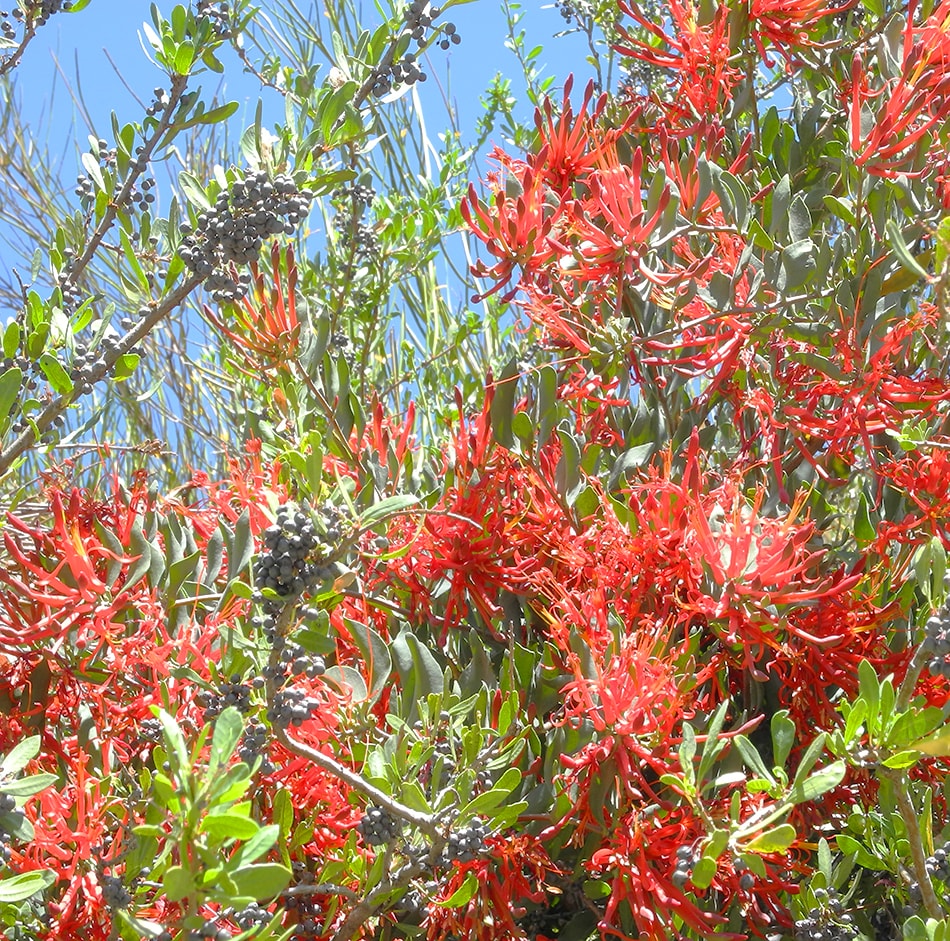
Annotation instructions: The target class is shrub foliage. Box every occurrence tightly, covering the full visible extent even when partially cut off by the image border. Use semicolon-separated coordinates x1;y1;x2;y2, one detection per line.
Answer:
1;0;950;939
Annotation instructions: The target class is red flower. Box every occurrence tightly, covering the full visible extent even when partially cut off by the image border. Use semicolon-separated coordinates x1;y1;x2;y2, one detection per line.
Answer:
461;160;560;302
748;0;848;64
201;240;301;373
616;0;741;129
425;833;556;941
849;1;950;176
558;147;671;286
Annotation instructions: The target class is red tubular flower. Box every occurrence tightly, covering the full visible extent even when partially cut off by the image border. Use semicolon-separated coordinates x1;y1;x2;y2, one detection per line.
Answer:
201;240;301;373
531;76;638;197
560;147;670;286
849;2;950;175
587;806;735;940
461;160;560;302
425;834;556;941
748;0;849;64
615;0;741;129
550;635;695;838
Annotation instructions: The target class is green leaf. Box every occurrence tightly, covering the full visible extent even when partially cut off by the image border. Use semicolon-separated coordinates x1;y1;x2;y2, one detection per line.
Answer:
886;219;930;281
690;854;717;890
233;823;280;868
173;39;196;74
0;869;55;902
844;697;868;745
789;761;846;803
696;700;730;784
910;727;950;756
38;353;73;395
210;706;244;772
778;239;817;291
679;722;696;786
854;491;875;546
0;366;21;427
179;171;211;210
745;823;796;854
345;619;392;704
880;750;919;770
490;358;520;449
817;838;832;880
156;709;189;770
162;864;195;902
177;101;239;130
391;631;444;718
111;353;140;382
732;735;775;784
835;833;887;870
900;916;929;941
888;706;944;749
227;862;291;900
0;736;40;777
0;772;58;797
360;494;419;526
200;812;260;841
857;661;880;733
457;767;522;822
791;734;828;787
2;321;20;359
438;870;478;908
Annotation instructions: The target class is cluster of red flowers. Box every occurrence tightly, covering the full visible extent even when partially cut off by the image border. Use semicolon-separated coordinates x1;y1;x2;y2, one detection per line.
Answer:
4;1;950;940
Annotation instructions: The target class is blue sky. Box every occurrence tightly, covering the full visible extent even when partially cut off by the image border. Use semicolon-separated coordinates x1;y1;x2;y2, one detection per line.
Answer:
6;1;587;172
0;0;595;277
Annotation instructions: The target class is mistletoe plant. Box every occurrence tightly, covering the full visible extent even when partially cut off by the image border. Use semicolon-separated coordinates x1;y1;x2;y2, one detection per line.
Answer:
2;0;950;940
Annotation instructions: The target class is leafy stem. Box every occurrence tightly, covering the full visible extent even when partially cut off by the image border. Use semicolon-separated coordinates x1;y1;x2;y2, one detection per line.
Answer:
882;766;942;920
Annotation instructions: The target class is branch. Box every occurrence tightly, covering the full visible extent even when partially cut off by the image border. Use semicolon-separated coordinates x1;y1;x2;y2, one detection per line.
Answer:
0;274;203;476
68;73;190;285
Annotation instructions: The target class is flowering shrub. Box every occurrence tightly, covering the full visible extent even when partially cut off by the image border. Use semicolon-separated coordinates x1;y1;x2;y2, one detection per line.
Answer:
2;0;950;940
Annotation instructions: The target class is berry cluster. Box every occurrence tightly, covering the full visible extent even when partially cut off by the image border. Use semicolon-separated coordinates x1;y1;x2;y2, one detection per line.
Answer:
195;0;231;36
186;919;230;941
332;181;380;272
254;504;323;598
55;259;84;313
1;353;39;394
139;716;163;743
926;841;950;882
238;719;275;774
794;888;856;941
75;141;157;215
283;870;325;939
196;675;257;720
868;907;899;941
253;502;347;602
444;821;489;863
0;0;72;39
284;901;322;939
369;2;460;97
70;335;141;393
266;685;321;728
146;86;171;117
671;844;695;888
358;806;402;846
0;792;24;864
232;901;271;931
99;873;131;910
923;610;950;678
554;0;579;24
179;170;313;303
905;840;950;916
277;641;327;680
328;330;356;366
